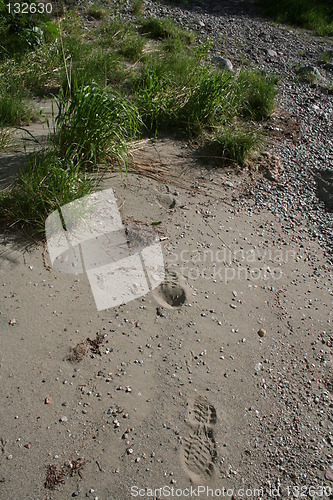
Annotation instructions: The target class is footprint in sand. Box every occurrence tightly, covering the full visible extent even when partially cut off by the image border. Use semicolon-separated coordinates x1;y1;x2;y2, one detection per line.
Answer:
153;271;187;308
188;397;217;427
182;397;218;482
156;192;176;209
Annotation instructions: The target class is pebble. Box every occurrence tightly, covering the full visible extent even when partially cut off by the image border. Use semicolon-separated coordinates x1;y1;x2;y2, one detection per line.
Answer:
258;328;267;338
325;469;333;481
212;55;234;72
265;48;277;57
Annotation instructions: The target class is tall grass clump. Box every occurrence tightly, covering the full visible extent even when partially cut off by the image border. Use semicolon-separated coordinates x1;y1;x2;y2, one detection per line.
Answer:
207;126;260;166
55;83;141;171
0;149;94;236
257;0;333;35
0;85;37;125
236;70;278;120
139;17;194;45
177;70;233;135
131;0;144;16
133;52;277;137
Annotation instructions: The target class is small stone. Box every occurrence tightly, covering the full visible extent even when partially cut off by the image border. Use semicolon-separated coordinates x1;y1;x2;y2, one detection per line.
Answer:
126;448;134;455
60;416;68;422
265;48;277;57
257;328;267;338
212;55;234;72
9;319;16;326
45;396;52;404
254;363;262;374
24;443;31;449
325;469;333;481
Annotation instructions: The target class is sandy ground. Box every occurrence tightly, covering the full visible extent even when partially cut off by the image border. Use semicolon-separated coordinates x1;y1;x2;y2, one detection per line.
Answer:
0;134;332;499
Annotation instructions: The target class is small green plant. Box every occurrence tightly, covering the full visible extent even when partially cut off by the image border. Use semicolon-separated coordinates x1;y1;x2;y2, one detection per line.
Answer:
236;70;278;120
140;17;194;45
0;149;94;236
0;85;37;125
207;126;260;166
319;50;333;64
87;4;107;20
177;70;233;136
131;0;144;16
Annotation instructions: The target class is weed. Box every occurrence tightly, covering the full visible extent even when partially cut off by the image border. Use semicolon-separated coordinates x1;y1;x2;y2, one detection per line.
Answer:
87;4;107;20
0;85;37;125
0;149;94;236
178;70;233;136
131;0;144;16
236;70;278;120
140;17;194;45
207;126;260;166
55;83;141;171
319;50;333;64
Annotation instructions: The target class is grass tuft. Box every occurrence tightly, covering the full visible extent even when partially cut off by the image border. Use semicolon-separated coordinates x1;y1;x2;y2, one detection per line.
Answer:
140;17;194;45
0;149;94;236
207;126;260;166
236;70;278;121
55;82;141;171
87;4;107;20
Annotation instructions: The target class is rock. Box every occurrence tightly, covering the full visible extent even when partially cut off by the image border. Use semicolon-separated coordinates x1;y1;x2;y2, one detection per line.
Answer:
212;56;234;72
296;65;323;82
254;362;262;374
325;469;333;481
265;48;277;57
258;328;267;338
